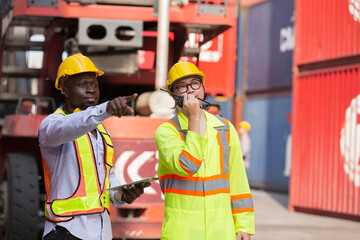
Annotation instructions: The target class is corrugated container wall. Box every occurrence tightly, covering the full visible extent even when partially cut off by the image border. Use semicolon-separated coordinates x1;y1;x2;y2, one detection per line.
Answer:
245;0;294;92
206;95;233;121
295;0;360;67
290;64;360;218
243;93;292;192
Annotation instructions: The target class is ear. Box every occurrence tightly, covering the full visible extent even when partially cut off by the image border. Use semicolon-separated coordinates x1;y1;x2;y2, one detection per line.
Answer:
62;87;70;98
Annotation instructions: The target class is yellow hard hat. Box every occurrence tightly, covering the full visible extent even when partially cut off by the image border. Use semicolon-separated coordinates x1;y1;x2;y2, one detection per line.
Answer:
55;53;104;90
238;121;251;131
166;61;205;93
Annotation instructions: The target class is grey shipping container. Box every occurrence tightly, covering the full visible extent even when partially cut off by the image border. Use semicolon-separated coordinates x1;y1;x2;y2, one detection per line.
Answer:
244;0;294;92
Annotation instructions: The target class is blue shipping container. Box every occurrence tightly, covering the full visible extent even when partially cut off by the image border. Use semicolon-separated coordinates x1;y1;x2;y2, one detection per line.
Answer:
242;93;292;192
205;95;233;121
245;0;294;91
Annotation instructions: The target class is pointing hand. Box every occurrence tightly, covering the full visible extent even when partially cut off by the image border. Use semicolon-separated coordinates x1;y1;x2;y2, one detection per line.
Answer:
106;93;138;117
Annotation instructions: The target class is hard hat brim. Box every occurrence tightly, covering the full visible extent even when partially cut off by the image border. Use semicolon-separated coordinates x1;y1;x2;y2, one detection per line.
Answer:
166;74;205;92
55;70;104;90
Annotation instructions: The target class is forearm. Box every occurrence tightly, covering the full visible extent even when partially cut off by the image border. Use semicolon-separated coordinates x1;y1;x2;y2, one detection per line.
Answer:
39;102;111;147
187;115;201;135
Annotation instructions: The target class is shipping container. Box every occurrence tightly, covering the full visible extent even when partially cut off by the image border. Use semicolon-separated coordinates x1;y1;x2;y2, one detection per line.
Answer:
205;95;233;120
290;64;360;219
295;0;360;67
245;0;294;92
200;26;237;97
240;0;269;8
242;93;292;192
180;26;237;97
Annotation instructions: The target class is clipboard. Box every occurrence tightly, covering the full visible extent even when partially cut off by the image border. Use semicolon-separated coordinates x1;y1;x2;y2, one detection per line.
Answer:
107;177;159;191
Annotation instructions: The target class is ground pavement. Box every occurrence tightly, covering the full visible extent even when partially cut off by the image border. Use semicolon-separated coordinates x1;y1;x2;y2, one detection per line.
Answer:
251;189;360;240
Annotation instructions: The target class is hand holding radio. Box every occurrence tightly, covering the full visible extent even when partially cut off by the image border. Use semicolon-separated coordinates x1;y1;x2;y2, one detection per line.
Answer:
160;88;210;110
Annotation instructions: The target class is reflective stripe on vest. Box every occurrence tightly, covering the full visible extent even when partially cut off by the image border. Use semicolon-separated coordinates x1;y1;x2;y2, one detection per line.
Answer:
231;194;254;214
214;115;230;175
160;174;230;196
213;116;253;213
43;108;114;222
162;114;230;193
167;115;202;176
163;114;253;214
167;114;230;176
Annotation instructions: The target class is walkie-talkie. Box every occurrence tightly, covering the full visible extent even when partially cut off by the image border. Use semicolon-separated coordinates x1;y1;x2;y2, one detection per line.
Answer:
160;88;211;110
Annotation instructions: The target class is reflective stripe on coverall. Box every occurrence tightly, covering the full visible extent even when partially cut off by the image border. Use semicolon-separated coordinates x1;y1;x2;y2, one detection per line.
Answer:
42;108;114;222
155;110;255;240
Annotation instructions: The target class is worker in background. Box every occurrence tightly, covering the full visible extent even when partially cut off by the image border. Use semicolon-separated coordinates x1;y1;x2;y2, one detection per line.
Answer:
207;103;222;116
38;53;150;240
21;100;36;115
237;121;252;169
155;61;255;240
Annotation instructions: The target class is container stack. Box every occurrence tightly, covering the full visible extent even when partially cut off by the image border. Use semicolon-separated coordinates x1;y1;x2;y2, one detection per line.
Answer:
290;0;360;219
235;0;294;192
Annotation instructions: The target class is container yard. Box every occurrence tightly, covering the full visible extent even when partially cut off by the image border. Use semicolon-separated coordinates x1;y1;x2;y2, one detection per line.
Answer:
0;0;359;240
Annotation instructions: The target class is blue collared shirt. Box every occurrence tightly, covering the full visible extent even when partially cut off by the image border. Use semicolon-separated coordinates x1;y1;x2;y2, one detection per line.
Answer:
39;102;123;240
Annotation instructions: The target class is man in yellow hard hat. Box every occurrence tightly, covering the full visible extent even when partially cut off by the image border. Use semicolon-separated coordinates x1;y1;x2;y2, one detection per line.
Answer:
38;53;150;240
237;121;252;169
155;61;255;240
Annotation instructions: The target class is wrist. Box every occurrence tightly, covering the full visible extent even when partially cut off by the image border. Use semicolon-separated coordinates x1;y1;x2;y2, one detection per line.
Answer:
188;114;201;122
115;191;123;201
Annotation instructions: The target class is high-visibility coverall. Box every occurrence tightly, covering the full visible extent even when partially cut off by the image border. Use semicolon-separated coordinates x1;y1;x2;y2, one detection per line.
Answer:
155;110;255;240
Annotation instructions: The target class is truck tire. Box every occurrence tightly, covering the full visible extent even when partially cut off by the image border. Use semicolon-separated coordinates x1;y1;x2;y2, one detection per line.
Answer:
0;153;39;240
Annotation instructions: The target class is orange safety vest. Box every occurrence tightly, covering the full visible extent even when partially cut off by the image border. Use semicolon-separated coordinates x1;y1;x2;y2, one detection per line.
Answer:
42;108;114;222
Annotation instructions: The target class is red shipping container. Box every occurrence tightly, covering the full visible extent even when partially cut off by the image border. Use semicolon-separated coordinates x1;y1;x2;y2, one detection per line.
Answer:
180;26;237;97
295;0;360;66
290;64;360;219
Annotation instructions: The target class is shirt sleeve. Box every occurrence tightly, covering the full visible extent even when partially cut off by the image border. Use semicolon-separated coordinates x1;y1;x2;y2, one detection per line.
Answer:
155;122;207;177
39;102;112;147
228;123;255;235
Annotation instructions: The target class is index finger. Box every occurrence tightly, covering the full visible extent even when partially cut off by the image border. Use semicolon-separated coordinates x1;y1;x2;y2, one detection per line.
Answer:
123;93;138;103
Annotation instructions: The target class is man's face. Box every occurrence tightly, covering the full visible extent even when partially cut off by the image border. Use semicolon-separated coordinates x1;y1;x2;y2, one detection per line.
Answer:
63;72;100;110
172;77;205;100
237;127;248;137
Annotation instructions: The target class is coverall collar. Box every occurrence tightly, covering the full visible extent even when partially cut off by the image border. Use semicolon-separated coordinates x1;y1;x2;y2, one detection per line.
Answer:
177;110;225;130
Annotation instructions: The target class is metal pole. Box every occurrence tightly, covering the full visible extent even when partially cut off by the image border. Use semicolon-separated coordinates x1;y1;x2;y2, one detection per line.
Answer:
155;0;170;90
